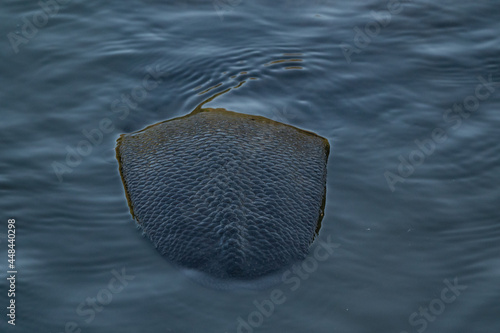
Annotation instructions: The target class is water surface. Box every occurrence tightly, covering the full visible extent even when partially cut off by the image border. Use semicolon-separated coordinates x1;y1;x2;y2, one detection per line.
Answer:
1;1;499;332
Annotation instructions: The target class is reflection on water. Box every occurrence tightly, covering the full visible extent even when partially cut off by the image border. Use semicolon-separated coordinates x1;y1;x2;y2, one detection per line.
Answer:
1;0;500;332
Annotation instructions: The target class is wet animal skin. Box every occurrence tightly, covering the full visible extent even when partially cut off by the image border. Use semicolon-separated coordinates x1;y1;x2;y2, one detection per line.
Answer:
116;108;329;279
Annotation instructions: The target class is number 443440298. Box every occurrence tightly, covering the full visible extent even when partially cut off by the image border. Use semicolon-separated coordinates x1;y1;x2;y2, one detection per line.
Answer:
8;218;16;269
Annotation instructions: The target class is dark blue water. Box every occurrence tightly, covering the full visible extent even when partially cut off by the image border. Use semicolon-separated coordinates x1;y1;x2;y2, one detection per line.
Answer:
1;1;499;332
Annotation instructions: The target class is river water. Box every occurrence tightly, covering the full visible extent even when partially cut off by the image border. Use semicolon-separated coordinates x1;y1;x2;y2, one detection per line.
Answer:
1;1;499;332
